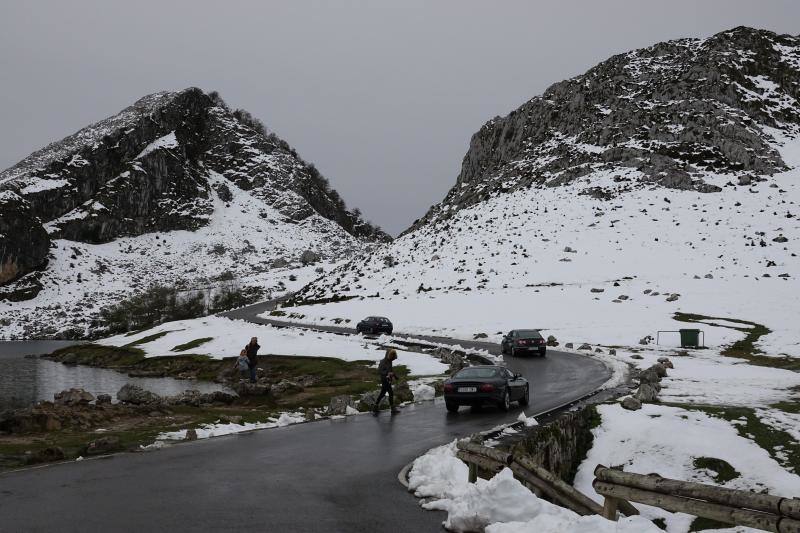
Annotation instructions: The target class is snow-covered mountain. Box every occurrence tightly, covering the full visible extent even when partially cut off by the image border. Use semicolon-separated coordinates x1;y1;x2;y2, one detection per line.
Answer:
0;88;388;338
291;27;800;356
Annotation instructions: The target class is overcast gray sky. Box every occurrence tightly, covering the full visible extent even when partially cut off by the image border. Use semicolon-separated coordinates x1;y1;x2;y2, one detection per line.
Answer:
1;1;798;234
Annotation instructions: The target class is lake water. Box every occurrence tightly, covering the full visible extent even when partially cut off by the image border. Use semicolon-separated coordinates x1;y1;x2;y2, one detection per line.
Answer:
0;341;230;410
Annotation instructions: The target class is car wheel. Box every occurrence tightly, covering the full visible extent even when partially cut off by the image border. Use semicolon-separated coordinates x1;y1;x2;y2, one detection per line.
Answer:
519;385;530;406
445;401;459;413
539;348;546;357
510;347;516;358
499;389;510;411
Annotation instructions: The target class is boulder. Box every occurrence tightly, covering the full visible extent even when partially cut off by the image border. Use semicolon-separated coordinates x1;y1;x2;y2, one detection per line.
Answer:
96;394;112;405
327;395;355;416
117;384;160;405
639;366;662;384
635;383;660;403
608;348;617;356
546;335;558;347
234;382;271;396
54;388;94;406
24;446;66;465
621;397;642;411
565;343;574;349
271;380;303;398
218;415;243;425
84;436;122;456
299;250;320;265
590;288;605;293
773;234;788;243
594;348;604;353
651;363;668;378
657;357;674;369
271;257;290;268
578;343;592;351
184;428;198;441
167;389;203;406
357;391;382;411
631;353;643;360
200;390;238;405
666;293;680;302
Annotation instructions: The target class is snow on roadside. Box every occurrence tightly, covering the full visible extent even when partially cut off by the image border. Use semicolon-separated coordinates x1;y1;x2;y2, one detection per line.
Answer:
573;402;800;532
156;411;307;441
412;383;436;402
97;315;449;376
408;441;660;533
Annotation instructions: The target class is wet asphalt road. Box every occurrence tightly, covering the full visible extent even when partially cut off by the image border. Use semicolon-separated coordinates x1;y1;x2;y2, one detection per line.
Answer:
0;302;610;533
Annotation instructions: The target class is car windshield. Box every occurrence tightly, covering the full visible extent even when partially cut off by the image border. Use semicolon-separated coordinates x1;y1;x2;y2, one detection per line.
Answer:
455;367;500;379
516;330;542;338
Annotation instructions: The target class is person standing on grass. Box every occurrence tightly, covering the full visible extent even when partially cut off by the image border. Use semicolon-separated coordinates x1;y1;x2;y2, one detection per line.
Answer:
245;336;260;383
373;348;400;414
235;349;250;382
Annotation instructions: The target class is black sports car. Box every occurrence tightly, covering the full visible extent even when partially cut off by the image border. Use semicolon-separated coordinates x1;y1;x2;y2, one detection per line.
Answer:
356;316;393;335
443;365;529;412
501;329;546;357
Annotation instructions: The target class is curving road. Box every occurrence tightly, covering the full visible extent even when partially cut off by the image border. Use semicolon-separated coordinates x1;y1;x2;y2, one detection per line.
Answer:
0;301;611;533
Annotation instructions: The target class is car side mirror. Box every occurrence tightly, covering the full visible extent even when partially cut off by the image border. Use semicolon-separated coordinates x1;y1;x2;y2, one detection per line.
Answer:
514;373;522;379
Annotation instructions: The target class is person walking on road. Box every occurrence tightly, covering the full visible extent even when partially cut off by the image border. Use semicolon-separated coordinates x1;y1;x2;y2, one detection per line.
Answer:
373;348;399;414
245;337;260;383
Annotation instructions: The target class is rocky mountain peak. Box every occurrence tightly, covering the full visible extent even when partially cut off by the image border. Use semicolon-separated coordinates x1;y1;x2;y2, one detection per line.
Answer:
0;88;388;337
408;26;800;231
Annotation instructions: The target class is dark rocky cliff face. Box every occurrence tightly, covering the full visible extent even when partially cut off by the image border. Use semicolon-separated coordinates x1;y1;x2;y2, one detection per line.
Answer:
0;88;388;286
0;192;49;285
409;26;800;231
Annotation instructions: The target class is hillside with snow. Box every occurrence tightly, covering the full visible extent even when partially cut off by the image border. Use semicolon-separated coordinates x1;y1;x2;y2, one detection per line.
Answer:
288;27;800;357
0;88;387;339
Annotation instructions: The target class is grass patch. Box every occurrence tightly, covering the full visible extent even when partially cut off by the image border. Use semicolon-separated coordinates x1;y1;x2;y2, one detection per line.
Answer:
689;516;734;532
665;403;800;475
171;337;214;352
692;457;740;482
0;402;293;471
673;313;799;370
124;331;172;347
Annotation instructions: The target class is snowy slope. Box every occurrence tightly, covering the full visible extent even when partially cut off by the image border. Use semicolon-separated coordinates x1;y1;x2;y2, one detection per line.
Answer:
0;88;386;339
290;28;800;357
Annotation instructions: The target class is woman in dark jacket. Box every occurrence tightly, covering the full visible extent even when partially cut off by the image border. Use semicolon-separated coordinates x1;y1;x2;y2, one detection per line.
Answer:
245;337;260;383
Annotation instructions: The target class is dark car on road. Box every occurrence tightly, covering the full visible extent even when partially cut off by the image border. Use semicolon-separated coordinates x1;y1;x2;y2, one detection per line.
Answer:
443;365;529;412
501;329;546;357
356;316;393;335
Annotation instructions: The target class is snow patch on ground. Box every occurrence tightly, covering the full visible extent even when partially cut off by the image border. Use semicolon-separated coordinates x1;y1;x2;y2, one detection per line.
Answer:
156;411;307;441
408;441;660;533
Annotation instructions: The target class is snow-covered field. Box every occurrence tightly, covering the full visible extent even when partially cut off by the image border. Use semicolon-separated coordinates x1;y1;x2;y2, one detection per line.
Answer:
278;130;800;358
97;315;449;376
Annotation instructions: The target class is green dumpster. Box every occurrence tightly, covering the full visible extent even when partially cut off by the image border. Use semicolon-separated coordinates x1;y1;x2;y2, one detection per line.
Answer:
679;329;701;348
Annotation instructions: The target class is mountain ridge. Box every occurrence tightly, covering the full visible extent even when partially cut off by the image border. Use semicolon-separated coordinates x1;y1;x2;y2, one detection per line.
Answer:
0;88;387;338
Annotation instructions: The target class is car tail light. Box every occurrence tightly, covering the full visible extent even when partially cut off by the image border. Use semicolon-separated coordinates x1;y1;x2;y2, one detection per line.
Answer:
479;383;495;392
444;383;454;393
517;340;526;346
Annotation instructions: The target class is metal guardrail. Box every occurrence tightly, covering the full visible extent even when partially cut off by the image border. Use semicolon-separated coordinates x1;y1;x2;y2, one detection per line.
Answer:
455;442;800;532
